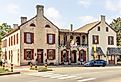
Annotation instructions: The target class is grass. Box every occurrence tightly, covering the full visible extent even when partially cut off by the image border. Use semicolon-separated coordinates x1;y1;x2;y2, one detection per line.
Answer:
30;65;52;72
0;67;9;73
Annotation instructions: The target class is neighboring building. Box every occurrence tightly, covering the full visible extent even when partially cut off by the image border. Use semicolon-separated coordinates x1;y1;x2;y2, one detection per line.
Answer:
2;5;59;66
75;15;117;64
1;5;119;66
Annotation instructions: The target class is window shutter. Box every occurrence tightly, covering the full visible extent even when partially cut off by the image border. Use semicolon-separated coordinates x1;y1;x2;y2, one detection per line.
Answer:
47;34;49;44
9;38;10;46
92;35;94;44
24;33;26;43
53;49;55;59
14;35;15;45
112;37;114;45
31;33;34;43
53;34;55;44
31;49;34;59
24;49;27;60
97;36;99;44
17;33;18;44
11;36;12;46
108;36;110;45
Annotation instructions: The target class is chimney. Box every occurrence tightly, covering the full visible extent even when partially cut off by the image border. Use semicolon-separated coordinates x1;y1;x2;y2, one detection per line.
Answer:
21;17;27;24
36;5;44;17
70;24;73;31
101;15;105;22
13;24;18;28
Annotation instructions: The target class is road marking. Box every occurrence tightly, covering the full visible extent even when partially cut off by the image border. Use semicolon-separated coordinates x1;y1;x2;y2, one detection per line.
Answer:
74;76;83;80
58;75;77;79
77;78;96;82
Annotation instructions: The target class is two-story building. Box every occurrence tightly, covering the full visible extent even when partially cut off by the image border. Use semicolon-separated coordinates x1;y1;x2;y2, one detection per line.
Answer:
75;15;118;64
1;5;119;66
2;5;59;66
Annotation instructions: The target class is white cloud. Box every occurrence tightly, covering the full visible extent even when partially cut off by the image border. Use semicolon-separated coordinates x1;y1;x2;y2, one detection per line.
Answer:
45;7;63;28
79;0;91;7
105;0;121;14
79;16;97;24
6;3;19;14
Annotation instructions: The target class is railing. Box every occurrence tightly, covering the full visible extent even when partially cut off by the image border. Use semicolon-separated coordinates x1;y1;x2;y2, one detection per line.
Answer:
59;44;88;48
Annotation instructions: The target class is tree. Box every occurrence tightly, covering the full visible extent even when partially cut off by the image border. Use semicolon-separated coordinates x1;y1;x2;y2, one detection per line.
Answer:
0;23;12;59
0;23;12;41
110;17;121;46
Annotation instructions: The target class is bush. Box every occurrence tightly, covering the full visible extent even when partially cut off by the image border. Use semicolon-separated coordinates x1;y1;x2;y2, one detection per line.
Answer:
0;68;9;73
38;67;52;72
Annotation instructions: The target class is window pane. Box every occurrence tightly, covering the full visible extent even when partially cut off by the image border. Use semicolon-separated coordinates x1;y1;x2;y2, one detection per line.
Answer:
49;35;53;43
26;33;31;43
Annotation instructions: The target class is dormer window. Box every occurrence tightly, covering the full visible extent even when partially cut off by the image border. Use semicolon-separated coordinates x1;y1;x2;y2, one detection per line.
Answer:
45;25;50;28
30;23;36;27
98;26;100;31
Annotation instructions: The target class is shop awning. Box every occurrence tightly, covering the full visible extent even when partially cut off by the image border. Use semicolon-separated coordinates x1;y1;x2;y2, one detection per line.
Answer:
91;47;105;56
107;47;121;55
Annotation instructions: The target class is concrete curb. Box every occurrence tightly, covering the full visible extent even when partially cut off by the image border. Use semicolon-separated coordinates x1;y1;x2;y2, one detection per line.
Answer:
0;72;20;76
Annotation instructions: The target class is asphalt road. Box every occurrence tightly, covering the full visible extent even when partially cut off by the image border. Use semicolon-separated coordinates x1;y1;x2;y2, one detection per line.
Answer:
0;66;121;82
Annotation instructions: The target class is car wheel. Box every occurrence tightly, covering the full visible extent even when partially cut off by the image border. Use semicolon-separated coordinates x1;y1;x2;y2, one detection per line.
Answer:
103;64;106;67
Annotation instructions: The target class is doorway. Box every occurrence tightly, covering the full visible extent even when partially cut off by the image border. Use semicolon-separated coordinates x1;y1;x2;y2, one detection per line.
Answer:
71;50;77;63
37;49;43;64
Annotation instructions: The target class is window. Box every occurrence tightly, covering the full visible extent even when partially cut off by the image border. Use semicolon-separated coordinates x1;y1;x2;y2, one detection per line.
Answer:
14;35;15;45
92;35;99;44
47;49;55;60
64;34;67;45
9;51;10;60
16;33;18;44
98;26;100;31
24;49;34;60
47;34;55;44
9;37;10;46
5;51;7;60
24;32;34;44
106;27;108;32
76;36;80;45
11;36;13;46
108;36;114;45
30;23;36;27
18;49;19;63
70;36;73;40
45;25;50;28
82;35;86;44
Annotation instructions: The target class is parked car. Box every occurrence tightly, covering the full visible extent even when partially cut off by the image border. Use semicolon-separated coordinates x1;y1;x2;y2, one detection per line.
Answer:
84;59;107;67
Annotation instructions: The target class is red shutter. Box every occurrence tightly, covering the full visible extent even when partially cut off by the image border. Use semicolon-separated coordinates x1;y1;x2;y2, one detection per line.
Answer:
9;51;10;60
9;38;10;46
97;36;99;44
16;33;18;44
14;35;15;45
31;49;34;59
47;34;49;44
53;49;55;59
24;33;26;43
31;33;34;43
11;36;12;46
53;34;55;44
47;49;49;59
24;49;27;60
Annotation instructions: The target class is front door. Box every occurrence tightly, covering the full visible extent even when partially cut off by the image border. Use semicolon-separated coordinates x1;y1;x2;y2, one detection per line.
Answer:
37;49;43;64
71;50;77;63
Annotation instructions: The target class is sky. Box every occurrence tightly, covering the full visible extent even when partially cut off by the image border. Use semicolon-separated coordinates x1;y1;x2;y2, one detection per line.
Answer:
0;0;121;30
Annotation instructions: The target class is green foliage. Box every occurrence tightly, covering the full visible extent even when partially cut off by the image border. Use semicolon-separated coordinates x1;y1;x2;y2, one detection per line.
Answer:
0;23;12;41
0;67;9;73
110;17;121;46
